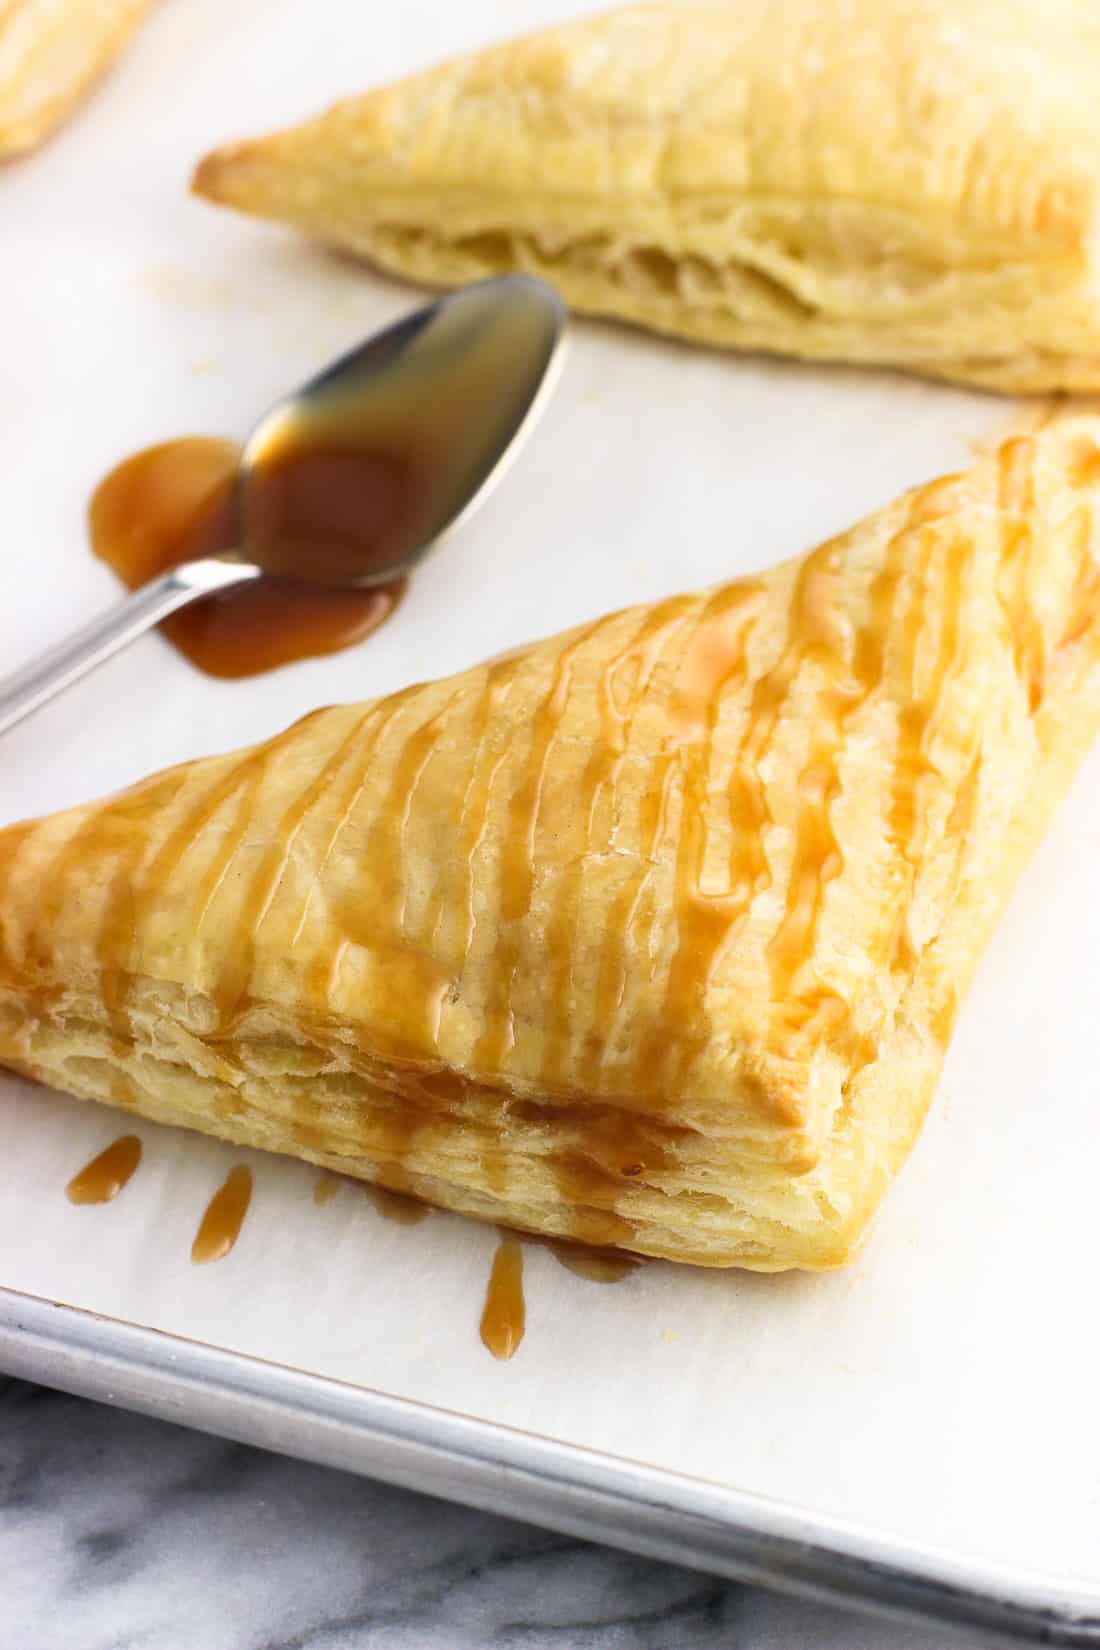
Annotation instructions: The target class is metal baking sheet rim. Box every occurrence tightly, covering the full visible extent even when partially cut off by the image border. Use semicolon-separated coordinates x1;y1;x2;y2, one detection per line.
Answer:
1;1286;1096;1649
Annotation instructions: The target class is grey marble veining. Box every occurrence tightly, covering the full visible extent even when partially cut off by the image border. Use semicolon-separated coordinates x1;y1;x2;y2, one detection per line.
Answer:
0;1378;954;1650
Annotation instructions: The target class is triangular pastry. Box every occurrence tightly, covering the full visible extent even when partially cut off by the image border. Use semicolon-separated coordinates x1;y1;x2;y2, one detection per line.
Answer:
3;419;1100;1269
193;0;1100;392
0;0;154;158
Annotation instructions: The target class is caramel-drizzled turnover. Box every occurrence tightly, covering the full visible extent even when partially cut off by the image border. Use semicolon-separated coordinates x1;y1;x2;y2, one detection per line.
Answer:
3;421;1100;1269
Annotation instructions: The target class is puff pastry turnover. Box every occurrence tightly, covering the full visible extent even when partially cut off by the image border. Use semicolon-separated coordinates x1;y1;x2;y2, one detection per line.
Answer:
0;0;154;157
193;0;1100;392
3;420;1100;1268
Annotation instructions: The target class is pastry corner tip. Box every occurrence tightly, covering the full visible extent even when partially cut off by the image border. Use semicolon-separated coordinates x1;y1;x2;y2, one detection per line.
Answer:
190;139;256;207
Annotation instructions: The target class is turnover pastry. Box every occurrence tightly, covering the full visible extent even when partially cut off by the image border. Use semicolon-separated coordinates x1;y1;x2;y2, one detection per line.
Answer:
193;0;1100;392
0;0;154;157
3;419;1100;1269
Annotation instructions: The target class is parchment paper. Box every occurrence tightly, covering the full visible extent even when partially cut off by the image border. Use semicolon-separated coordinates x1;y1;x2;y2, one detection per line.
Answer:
2;0;1096;1587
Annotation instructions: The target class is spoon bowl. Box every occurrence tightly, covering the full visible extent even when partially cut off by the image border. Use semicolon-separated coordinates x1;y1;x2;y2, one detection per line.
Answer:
239;274;566;588
0;276;566;736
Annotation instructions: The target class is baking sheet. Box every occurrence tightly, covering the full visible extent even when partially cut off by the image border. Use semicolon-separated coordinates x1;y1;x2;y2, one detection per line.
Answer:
3;0;1100;1637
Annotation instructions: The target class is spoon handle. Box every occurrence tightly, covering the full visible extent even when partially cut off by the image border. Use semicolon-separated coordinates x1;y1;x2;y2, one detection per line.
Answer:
0;556;259;738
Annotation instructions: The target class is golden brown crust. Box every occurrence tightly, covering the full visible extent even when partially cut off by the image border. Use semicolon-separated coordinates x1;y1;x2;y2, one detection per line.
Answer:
3;419;1100;1267
0;0;155;158
193;0;1100;391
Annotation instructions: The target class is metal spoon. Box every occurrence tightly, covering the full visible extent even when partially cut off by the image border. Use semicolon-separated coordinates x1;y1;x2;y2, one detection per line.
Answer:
0;275;565;736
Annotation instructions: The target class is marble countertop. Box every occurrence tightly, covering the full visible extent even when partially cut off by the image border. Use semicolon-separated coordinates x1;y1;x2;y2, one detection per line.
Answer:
1;1378;953;1650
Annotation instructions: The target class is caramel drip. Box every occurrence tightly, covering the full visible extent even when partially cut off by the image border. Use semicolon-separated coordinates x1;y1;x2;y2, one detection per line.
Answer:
371;690;467;934
544;602;701;1096
479;1236;525;1360
508;1097;668;1246
925;748;983;1050
317;689;460;1051
423;661;511;1255
366;1184;430;1225
313;1173;340;1205
510;1227;642;1281
26;771;194;1038
650;585;766;1085
300;698;410;1006
598;598;698;745
430;662;518;960
762;489;974;1048
709;541;849;1042
472;620;606;1073
1068;432;1100;490
997;438;1047;713
78;723;305;1043
186;754;288;1029
891;533;967;870
543;1237;641;1283
0;825;35;982
211;709;396;1023
349;686;469;1045
764;546;875;1035
294;688;461;1189
860;509;976;993
191;1165;253;1263
1060;514;1100;651
552;1247;638;1283
722;558;833;993
584;751;677;1092
293;693;449;1194
860;494;987;1054
540;598;697;1080
66;1135;142;1204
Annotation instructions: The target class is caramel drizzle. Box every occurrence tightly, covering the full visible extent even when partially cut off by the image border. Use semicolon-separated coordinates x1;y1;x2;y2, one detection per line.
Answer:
366;1184;430;1225
892;532;967;863
550;1243;640;1283
66;1135;142;1204
210;709;397;1022
761;488;982;1053
313;1172;340;1205
925;746;983;1050
191;1164;253;1263
187;756;288;1022
996;438;1047;714
311;688;474;1185
573;601;712;1092
429;661;519;961
472;620;607;1074
91;727;303;1038
350;682;470;1046
649;585;766;1087
0;824;36;984
540;597;698;1081
873;499;988;1002
440;664;522;1197
292;686;470;1186
708;492;960;1053
519;1227;644;1283
585;751;677;1093
25;770;192;1034
479;1235;525;1360
1058;503;1100;652
788;509;974;1042
300;698;411;1005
